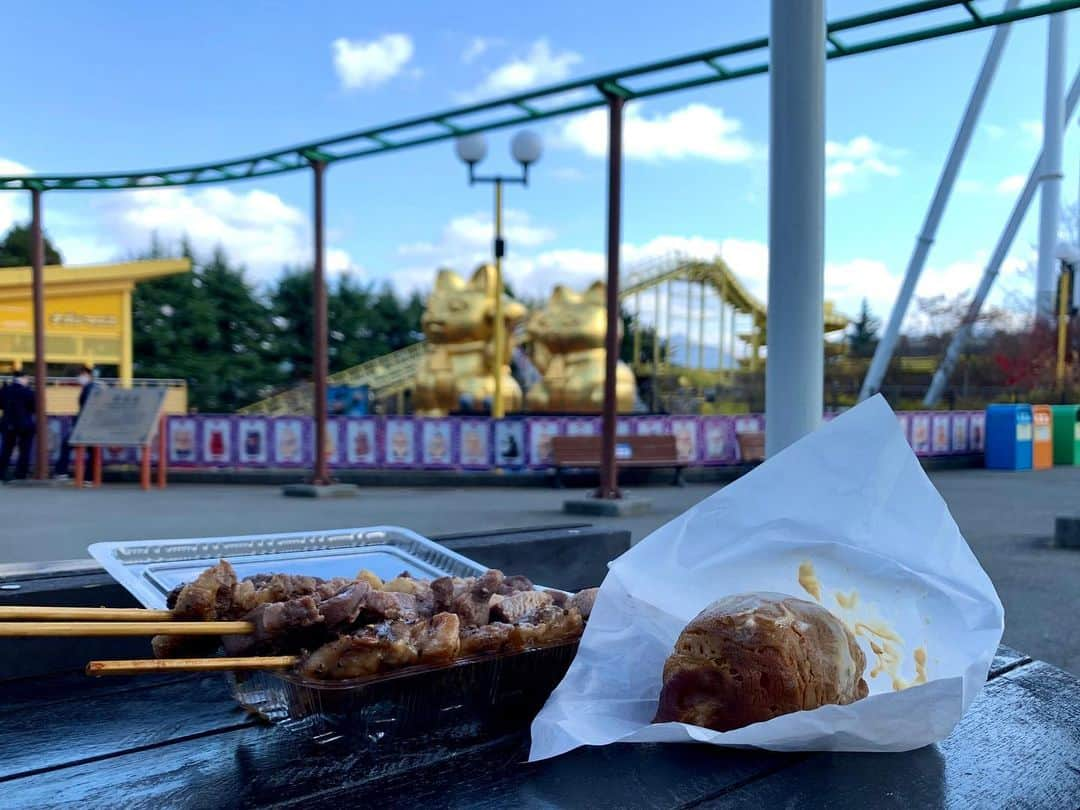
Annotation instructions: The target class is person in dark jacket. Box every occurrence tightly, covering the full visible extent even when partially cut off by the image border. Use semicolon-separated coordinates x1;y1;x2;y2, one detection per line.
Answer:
54;364;101;478
0;365;36;481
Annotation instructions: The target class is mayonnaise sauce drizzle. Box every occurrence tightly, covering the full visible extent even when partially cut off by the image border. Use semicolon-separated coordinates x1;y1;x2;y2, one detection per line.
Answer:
796;560;929;692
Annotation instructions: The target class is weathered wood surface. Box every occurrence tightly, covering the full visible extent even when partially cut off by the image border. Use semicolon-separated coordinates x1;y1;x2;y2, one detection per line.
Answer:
1;644;1075;809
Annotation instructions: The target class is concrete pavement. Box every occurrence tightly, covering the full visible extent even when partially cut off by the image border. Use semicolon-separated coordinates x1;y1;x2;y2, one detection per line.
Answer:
1;469;1078;675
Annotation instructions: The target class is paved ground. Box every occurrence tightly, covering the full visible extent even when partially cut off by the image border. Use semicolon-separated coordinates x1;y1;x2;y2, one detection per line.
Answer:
1;470;1078;675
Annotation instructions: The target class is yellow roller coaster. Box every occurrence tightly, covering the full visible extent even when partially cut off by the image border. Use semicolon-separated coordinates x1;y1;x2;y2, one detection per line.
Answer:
240;253;849;415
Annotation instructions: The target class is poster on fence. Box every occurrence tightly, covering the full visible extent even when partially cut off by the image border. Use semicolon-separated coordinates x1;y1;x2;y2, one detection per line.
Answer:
565;417;600;437
494;420;526;467
459;421;491;468
701;417;735;464
345;419;377;466
421;420;454;468
910;413;931;454
951;413;969;453
896;412;911;445
671;417;700;463
385;419;417;467
238;418;269;465
528;419;562;467
931;413;951;454
617;417;633;437
322;420;342;465
634;416;667;436
168;417;198;465
273;418;306;466
969;412;985;451
203;417;233;464
734;415;764;435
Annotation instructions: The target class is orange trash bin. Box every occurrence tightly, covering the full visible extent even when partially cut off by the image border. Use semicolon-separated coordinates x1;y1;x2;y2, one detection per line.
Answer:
1032;404;1053;469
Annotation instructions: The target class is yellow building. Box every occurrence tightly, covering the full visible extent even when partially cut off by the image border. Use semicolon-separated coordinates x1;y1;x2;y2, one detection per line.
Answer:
0;258;191;412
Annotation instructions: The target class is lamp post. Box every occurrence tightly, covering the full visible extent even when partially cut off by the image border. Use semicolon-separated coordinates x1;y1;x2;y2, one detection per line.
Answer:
455;131;542;418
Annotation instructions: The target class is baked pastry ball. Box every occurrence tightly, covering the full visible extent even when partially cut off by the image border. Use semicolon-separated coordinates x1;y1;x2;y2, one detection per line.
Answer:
653;592;869;732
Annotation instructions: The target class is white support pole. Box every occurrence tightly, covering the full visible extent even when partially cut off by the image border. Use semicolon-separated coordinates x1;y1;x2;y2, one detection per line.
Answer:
859;0;1018;401
926;68;1080;406
1036;13;1067;321
766;0;825;457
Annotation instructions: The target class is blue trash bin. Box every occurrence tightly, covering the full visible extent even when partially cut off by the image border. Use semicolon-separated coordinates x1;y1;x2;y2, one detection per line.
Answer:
985;404;1033;470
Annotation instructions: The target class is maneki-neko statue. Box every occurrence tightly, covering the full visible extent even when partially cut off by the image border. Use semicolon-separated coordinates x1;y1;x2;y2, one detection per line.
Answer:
413;264;527;417
525;280;637;413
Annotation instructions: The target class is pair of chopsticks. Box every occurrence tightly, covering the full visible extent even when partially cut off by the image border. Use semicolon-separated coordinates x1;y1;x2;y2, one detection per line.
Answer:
0;605;297;676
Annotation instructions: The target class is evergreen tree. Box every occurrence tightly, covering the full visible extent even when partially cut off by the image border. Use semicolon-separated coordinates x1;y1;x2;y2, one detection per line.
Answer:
848;298;881;358
0;224;64;267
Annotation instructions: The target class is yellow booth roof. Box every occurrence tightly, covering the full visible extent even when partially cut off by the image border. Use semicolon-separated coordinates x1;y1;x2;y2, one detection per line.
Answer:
0;258;191;300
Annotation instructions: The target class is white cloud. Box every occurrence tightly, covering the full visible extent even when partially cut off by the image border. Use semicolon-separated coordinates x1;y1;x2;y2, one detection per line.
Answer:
825;136;901;197
461;37;496;64
559;103;758;163
332;34;414;90
956;178;985;194
996;174;1025;194
460;39;581;100
0;158;31;233
984;123;1007;139
63;187;362;284
1021;120;1043;142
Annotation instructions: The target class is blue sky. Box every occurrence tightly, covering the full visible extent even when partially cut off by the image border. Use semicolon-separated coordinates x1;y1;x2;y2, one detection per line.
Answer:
1;0;1078;341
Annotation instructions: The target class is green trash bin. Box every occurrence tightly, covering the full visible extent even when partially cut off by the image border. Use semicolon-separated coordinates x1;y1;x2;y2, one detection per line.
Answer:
1051;405;1080;464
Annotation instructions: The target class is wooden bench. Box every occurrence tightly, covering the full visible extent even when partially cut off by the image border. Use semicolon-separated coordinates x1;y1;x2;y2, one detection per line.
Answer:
550;434;685;487
736;430;766;463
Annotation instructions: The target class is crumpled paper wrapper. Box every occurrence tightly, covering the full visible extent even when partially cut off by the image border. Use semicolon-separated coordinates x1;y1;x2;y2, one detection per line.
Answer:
530;396;1004;760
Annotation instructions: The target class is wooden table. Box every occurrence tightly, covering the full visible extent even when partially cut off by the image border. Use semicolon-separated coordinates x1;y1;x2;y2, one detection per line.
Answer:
1;529;1077;809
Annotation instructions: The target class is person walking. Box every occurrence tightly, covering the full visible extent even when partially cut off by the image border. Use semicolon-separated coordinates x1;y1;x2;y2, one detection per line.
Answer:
54;364;101;479
0;364;36;482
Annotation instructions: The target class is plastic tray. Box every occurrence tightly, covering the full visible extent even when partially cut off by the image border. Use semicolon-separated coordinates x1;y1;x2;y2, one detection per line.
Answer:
88;526;487;609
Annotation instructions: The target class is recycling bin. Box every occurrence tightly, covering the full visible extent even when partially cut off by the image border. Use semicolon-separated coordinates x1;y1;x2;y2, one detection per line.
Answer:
1051;404;1080;465
1031;404;1053;469
984;404;1032;470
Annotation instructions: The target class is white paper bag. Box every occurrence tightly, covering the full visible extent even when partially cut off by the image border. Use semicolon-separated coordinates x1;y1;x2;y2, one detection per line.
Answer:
529;396;1004;760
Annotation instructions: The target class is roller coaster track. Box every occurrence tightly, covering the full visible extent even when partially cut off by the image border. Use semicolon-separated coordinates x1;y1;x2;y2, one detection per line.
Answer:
241;253;849;415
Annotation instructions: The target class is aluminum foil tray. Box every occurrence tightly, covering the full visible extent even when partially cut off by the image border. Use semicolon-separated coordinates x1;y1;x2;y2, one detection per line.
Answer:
88;526;488;609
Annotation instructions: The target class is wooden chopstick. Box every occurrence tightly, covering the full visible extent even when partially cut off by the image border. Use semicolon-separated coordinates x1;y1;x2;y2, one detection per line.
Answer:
0;606;175;621
86;656;297;676
0;620;253;637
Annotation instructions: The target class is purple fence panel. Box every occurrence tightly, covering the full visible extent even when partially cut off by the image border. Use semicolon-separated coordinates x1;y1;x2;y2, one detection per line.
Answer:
342;418;379;467
701;416;738;465
272;417;308;467
950;412;970;454
419;419;456;469
458;419;493;469
969;411;986;451
237;417;270;467
527;417;563;468
910;413;931;455
167;416;200;467
930;413;951;455
670;416;701;464
201;416;234;467
384;418;420;468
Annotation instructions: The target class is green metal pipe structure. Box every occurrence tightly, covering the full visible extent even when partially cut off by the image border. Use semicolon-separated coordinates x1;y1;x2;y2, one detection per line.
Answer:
1;0;1076;192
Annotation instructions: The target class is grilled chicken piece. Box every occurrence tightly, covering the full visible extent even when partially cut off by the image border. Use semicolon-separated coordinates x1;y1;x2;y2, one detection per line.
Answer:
383;575;436;616
413;612;461;664
356;569;384;590
170;559;238;619
513;606;584;649
232;573;321;614
490;590;554;624
459;622;516;656
222;595;323;656
544;589;570;608
360;589;419;623
498;575;535;595
151;634;219;660
318;582;372;629
431;576;469;612
570;588;599;620
316;577;355;600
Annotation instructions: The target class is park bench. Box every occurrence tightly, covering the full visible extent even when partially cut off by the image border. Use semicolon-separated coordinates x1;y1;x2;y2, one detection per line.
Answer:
0;524;1076;808
737;430;766;463
550;434;685;487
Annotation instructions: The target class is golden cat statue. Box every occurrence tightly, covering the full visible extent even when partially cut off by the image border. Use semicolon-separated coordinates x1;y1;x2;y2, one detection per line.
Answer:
413;264;527;417
526;281;637;413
